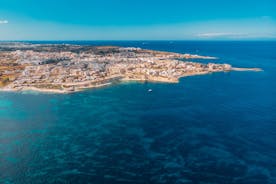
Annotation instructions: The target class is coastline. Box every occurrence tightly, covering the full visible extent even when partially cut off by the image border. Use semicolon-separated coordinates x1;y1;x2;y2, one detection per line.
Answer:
0;43;262;94
0;82;113;94
0;67;262;94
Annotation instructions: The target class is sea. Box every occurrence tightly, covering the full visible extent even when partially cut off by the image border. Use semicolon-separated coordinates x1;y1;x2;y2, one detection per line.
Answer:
0;41;275;184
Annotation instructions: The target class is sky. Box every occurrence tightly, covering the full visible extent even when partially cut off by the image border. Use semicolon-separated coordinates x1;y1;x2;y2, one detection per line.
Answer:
0;0;276;40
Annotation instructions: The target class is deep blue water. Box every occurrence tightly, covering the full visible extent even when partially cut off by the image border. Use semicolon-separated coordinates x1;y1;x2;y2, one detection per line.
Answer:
0;41;276;184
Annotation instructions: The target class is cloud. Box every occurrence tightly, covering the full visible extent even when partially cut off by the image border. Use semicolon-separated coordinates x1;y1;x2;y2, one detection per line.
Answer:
1;16;275;40
0;20;9;24
197;32;248;38
261;16;271;19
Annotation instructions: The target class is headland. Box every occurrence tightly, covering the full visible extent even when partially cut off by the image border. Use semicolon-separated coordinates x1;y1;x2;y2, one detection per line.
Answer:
0;43;261;93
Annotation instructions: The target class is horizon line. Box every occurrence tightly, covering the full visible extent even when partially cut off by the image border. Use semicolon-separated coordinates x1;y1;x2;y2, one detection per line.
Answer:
1;39;276;42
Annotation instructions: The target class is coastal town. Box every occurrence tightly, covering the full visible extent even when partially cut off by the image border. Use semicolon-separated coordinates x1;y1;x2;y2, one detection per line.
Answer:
0;43;261;93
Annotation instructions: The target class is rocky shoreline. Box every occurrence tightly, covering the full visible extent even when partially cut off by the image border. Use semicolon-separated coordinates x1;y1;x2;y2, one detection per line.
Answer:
0;43;261;93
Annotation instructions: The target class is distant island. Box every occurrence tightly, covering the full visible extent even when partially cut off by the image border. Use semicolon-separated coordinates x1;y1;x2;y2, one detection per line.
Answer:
0;43;261;93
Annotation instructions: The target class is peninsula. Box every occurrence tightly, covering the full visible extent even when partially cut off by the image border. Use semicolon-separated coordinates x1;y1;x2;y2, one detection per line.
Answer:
0;43;261;93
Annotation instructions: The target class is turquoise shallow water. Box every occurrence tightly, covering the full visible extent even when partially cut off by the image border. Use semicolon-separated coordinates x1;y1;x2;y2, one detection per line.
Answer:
0;41;276;184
